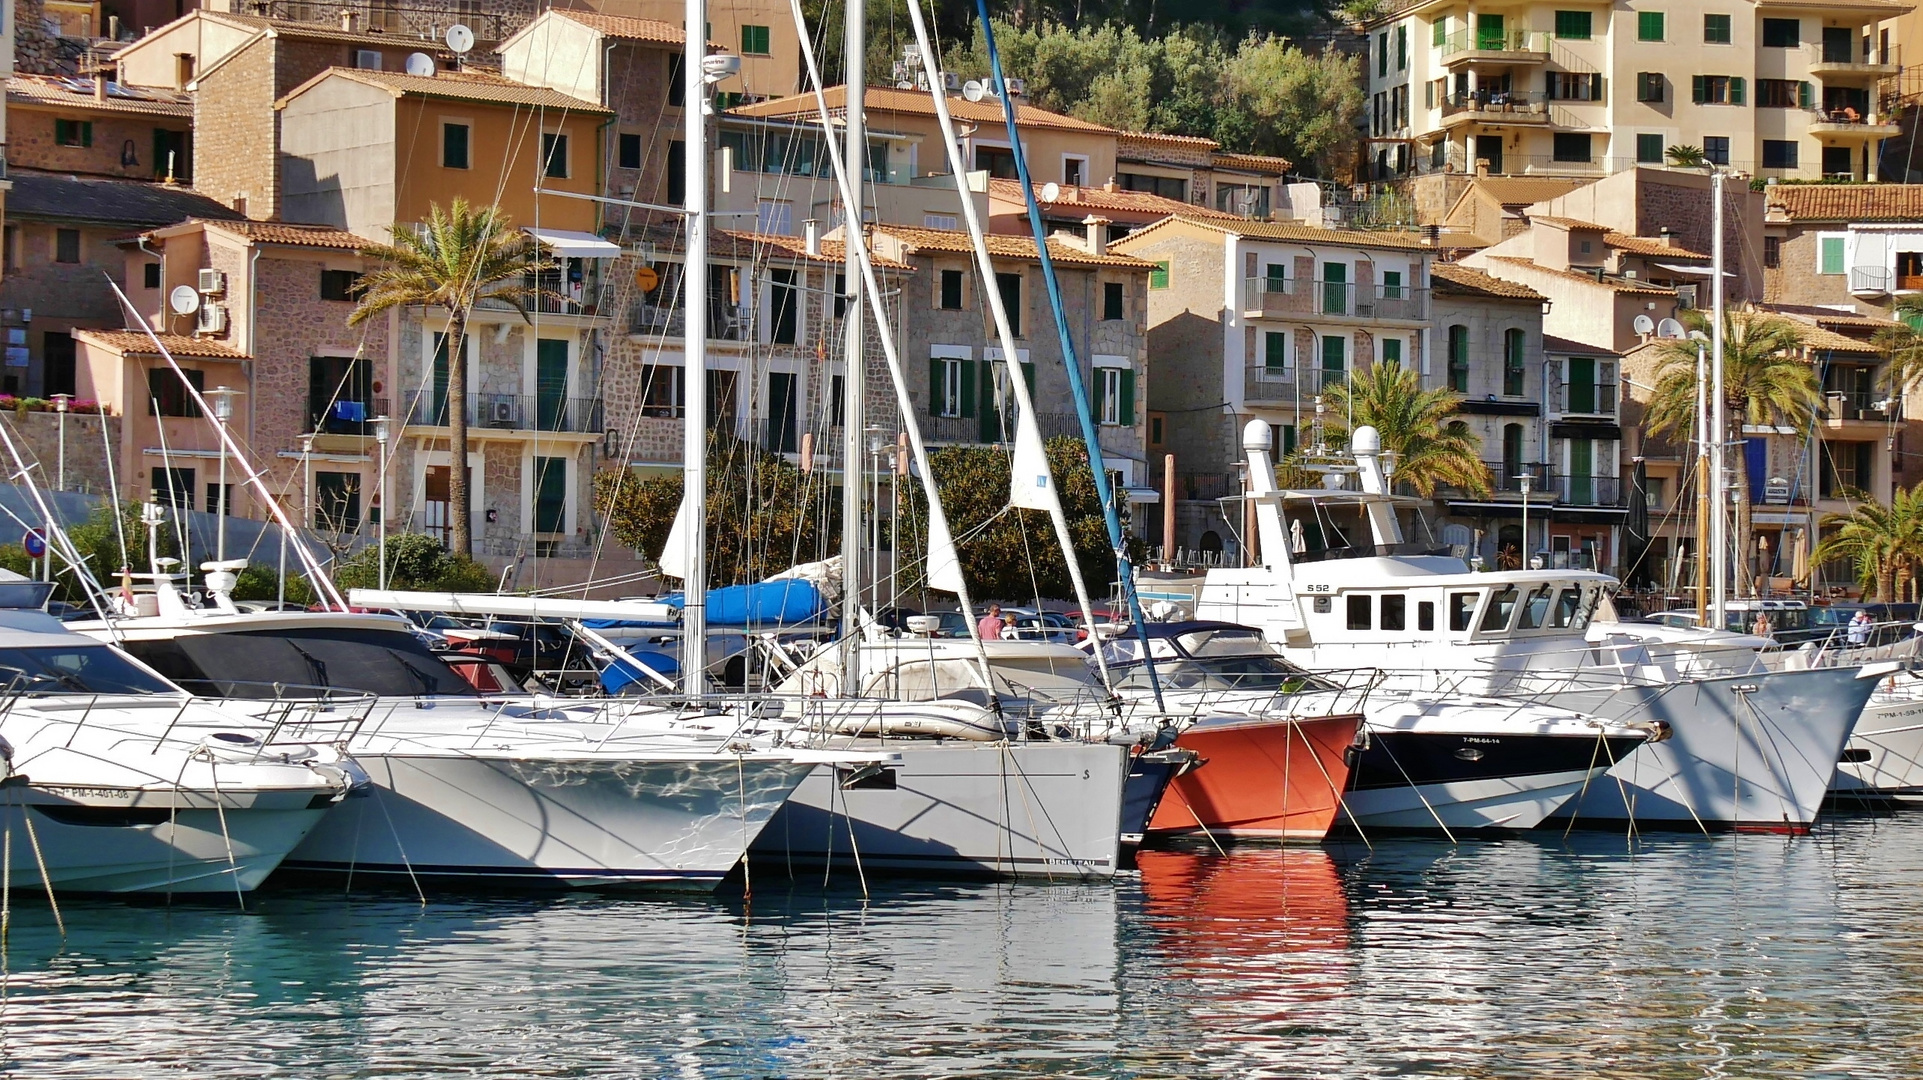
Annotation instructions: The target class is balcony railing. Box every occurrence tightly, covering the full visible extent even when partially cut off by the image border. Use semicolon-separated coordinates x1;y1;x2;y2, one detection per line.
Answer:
628;301;749;341
308;396;390;436
1484;460;1551;495
1242;277;1430;321
1478;462;1619;506
1850;267;1891;294
1807;41;1901;71
403;391;604;434
1440;91;1550;123
1551;380;1618;417
1246;364;1297;405
1439;28;1550;59
1823;389;1896;421
1552;474;1622;506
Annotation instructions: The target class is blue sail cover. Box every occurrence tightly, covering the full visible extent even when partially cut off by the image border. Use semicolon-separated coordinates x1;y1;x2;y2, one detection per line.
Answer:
582;579;828;630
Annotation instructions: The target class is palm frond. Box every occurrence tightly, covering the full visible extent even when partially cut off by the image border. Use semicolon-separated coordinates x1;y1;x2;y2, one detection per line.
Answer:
1321;361;1490;497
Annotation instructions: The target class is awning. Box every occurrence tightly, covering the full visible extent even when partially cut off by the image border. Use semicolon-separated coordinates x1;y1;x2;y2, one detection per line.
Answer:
1124;486;1161;503
526;228;621;259
1655;263;1734;277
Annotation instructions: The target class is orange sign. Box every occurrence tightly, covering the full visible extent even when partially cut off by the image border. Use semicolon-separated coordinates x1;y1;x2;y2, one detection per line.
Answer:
634;266;660;292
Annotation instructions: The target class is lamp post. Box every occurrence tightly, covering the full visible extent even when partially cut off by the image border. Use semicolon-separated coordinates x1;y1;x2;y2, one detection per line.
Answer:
1519;470;1533;567
205;386;243;564
372;414;391;591
50;393;70;491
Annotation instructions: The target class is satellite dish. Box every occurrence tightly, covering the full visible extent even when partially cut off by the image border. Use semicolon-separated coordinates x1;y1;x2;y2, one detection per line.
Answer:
169;285;200;316
1633;313;1655;335
1040;182;1061;203
444;23;474;54
405;52;436;77
1656;317;1687;340
962;79;986;103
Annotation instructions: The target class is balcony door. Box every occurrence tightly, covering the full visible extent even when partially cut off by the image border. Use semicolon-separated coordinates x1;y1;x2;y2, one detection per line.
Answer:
767;371;798;453
1474;134;1503;175
536;338;569;430
1567;438;1593;505
1476;13;1505;50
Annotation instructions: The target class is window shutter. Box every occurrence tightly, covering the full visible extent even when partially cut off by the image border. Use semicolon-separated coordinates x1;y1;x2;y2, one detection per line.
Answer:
959;359;977;418
1592;75;1604;100
81;122;93;148
1120;370;1137;426
1731;77;1745;104
1022;361;1036;398
1266;331;1288;371
1692;75;1706;103
1545;72;1558;99
928;358;943;416
1093;366;1107;420
1426;80;1435;108
1799;81;1813;108
1150;261;1170;289
1433;17;1445;46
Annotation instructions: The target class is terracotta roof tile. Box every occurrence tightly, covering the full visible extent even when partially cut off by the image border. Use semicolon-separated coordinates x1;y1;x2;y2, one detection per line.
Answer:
986;178;1235;221
1604;232;1710;259
202;219;373;249
208;11;464;49
1543;333;1620;356
280;68;609;112
1117;130;1219;149
7;74;192;117
715;229;912;270
549;11;688;45
75;330;249;359
1768;183;1923;222
1432;262;1544;300
1484;256;1682;296
873;225;1155;269
729;85;1116;134
1122;213;1438;251
1209;150;1294;174
1529;214;1610;231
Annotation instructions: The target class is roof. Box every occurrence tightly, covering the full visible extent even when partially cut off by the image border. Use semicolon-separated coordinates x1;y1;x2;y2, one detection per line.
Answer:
278;68;610;113
1529;215;1610;231
75;331;249;359
1769;311;1886;353
1762;305;1899;332
201;219;372;249
1432;262;1544;301
1605;232;1710;259
986;178;1235;221
1484;256;1682;296
1120;212;1437;252
545;10;687;45
1466;176;1592;209
1542;333;1620;356
200;10;462;50
872;225;1156;269
7;74;192;117
729;84;1117;134
1768;184;1923;223
1209;151;1294;175
4;170;244;227
716;229;912;270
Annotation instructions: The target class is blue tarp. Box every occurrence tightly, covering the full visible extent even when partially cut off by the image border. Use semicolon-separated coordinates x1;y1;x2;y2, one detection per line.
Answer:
600;651;680;694
583;579;829;630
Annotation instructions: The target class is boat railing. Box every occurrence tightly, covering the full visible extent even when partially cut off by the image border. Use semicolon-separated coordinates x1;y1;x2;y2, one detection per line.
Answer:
172;679;382;750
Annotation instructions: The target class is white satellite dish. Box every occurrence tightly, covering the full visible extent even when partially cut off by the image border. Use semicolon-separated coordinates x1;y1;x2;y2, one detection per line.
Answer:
1040;182;1061;203
962;79;986;103
169;285;200;316
1656;317;1687;339
1633;313;1655;336
444;23;474;54
405;52;436;77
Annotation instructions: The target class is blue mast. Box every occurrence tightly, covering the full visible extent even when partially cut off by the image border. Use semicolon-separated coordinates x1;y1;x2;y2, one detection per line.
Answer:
974;3;1165;711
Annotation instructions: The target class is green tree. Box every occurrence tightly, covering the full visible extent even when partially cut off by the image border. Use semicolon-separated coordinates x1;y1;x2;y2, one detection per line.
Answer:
1875;294;1923;402
332;532;496;593
0;503;155;604
1219;38;1364;176
1643;305;1819;595
1320;361;1491;497
231;563;317;605
1811;484;1923;601
349;198;554;558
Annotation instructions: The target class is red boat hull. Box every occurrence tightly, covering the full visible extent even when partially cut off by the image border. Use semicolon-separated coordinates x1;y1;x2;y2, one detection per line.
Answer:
1147;713;1361;841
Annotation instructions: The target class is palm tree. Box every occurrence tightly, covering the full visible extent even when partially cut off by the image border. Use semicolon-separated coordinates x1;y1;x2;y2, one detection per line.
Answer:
1665;145;1707;168
1874;294;1923;403
350;199;553;557
1643;304;1819;595
1811;483;1923;601
1321;360;1491;497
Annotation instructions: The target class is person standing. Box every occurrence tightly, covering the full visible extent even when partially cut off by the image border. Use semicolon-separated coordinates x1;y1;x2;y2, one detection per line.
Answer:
1847;608;1874;647
978;603;1006;641
1752;612;1772;639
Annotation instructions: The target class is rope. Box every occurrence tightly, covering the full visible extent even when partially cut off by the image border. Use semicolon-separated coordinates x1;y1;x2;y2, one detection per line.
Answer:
16;797;62;936
204;753;246;912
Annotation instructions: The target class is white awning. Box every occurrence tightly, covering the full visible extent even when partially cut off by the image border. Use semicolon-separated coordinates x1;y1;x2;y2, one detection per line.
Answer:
1655;263;1734;277
526;228;621;259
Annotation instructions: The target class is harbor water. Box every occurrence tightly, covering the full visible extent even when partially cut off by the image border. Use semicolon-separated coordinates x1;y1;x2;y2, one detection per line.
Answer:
4;815;1923;1078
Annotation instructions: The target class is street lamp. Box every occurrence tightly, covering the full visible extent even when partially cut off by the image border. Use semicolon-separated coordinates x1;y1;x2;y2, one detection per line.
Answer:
1519;470;1533;567
50;393;70;491
372;414;392;591
205;386;243;564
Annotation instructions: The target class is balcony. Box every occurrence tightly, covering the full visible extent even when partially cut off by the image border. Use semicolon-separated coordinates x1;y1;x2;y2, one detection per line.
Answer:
1439;91;1551;130
1246;364;1298;406
626;301;750;341
1552;474;1622;507
1242;277;1430;322
1478;462;1620;506
1822;389;1897;424
1439;28;1550;67
1808;42;1901;78
1484;460;1551;497
308;396;390;437
1850;267;1891;295
403;391;604;435
1550;379;1618;419
1807;109;1900;137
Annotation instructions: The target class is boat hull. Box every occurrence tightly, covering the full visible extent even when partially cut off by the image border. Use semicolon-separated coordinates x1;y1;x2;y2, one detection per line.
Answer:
749;741;1129;880
1342;731;1648;831
283;754;814;889
1832;687;1923;800
1543;666;1876;831
1146;713;1359;841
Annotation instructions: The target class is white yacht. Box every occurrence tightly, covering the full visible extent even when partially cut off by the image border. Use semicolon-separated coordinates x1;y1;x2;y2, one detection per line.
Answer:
0;607;358;893
1189;421;1888;833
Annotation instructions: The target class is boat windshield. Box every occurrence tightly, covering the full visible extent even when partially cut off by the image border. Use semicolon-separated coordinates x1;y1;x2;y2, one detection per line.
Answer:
0;645;179;696
121;627;479;699
1118;651;1335;693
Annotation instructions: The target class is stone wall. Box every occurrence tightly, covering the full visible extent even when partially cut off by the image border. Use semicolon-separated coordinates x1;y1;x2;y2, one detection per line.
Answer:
0;221;137;397
0;408;113;496
6;106;191;180
191;39;277;218
13;0;67;76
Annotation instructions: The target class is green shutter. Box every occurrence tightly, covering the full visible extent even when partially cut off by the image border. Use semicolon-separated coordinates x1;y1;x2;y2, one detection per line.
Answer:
959;359;977;418
1639;11;1664;41
1119;370;1136;426
1150;260;1170;289
1692;75;1706;103
1383;337;1402;366
1637;132;1663;163
928;357;943;416
1378;32;1389;76
81;121;93;148
1322;334;1346;373
1022;361;1036;398
1555;10;1590;39
1397;24;1407;67
1433;16;1446;45
979;364;1002;442
1798;81;1813;108
431;333;451;425
1820;236;1845;275
1266;331;1288;371
1282;424;1297;455
1093;367;1106;420
1730;77;1745;105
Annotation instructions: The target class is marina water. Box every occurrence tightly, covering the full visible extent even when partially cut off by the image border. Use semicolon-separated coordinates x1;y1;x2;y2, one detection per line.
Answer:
4;815;1922;1078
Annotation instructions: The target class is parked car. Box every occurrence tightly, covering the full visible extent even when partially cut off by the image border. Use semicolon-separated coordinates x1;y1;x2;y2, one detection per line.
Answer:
1000;607;1081;643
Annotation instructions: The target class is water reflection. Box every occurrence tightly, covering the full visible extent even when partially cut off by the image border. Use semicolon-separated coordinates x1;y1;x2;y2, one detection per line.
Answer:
0;821;1919;1077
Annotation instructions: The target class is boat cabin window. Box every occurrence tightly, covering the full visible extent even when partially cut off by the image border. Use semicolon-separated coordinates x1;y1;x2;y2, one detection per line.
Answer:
121;628;480;699
0;645;178;696
1550;588;1582;629
1382;594;1406;631
1517;586;1554;630
1347;594;1372;630
1175;628;1273;656
1449;592;1479;631
1418;601;1435;632
1119;653;1331;693
1479;588;1519;632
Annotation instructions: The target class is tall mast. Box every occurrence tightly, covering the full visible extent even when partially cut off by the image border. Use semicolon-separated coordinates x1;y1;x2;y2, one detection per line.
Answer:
1709;169;1727;629
681;0;709;695
839;0;866;693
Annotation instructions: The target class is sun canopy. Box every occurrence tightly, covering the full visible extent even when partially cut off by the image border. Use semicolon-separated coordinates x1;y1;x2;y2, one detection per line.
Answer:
525;228;621;259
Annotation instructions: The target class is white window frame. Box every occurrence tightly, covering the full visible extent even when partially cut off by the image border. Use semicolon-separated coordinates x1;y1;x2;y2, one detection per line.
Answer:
756;199;794;235
1099;368;1122;424
1817;232;1847;275
931;344;971;418
1062;153;1090;187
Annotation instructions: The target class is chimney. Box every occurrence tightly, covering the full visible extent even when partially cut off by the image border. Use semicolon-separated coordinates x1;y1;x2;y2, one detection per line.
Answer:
341;8;358;31
803;218;821;257
1104;177;1118;193
1658;225;1677;248
1475;160;1490;178
94;71;106;100
1083;215;1110;257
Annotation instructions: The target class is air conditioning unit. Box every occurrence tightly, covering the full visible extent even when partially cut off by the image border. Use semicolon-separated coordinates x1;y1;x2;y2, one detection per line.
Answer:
355;49;383;71
1004;76;1027;97
198;268;225;295
196;303;227;334
490;399;517;426
942;71;962;93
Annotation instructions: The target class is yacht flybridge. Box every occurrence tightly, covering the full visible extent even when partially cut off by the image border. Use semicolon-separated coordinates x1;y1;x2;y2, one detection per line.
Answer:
1192;421;1890;832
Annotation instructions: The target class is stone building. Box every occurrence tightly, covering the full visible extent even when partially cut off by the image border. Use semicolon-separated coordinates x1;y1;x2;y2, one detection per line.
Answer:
1762;183;1923;316
6;72;192;182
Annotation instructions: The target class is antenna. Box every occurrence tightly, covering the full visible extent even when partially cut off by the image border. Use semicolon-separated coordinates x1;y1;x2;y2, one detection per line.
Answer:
444;24;474;55
1632;313;1655;335
168;284;200;315
1040;181;1061;203
405;52;436;77
962;79;986;102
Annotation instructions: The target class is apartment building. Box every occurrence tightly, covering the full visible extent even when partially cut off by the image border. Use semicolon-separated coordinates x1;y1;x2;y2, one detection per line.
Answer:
6;72;192;182
1763;182;1923;313
570;0;800;101
1364;0;1910;201
1111;214;1435;557
1112;130;1293;218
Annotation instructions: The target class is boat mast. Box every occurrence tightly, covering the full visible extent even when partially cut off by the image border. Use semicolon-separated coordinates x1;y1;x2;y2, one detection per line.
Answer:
840;0;866;694
1709;168;1727;629
680;0;708;696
